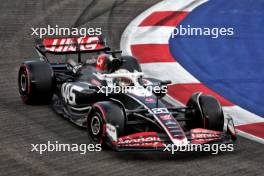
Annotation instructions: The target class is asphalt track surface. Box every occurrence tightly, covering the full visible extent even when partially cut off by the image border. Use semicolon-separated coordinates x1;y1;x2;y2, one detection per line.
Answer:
0;0;263;176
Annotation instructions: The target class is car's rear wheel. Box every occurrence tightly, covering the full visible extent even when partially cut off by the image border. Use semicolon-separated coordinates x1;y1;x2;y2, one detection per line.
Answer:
18;61;54;104
185;93;224;131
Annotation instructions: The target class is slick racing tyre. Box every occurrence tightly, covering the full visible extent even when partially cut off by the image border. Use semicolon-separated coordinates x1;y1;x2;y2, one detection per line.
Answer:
18;60;54;104
185;93;224;131
87;101;126;148
119;56;142;72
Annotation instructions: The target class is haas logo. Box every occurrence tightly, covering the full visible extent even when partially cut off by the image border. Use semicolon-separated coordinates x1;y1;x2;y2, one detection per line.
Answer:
97;56;104;67
96;54;106;71
44;36;100;52
61;83;83;105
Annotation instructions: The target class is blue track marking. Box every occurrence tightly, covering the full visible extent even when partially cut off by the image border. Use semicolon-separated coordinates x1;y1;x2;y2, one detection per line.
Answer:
169;0;264;117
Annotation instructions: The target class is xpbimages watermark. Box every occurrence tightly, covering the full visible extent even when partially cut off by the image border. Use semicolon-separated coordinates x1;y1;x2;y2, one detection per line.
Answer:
171;25;234;39
31;25;102;38
163;143;234;155
96;84;167;96
30;141;101;154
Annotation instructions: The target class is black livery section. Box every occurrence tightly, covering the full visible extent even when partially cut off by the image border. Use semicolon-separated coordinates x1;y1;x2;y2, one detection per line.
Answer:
18;36;237;151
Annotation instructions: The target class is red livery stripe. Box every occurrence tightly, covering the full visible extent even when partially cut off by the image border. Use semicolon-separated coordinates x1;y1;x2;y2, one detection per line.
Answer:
167;83;234;106
131;44;175;63
236;122;264;139
139;11;189;27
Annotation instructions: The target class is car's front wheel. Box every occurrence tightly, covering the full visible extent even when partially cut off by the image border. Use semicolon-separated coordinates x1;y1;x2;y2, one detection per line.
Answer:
185;92;224;131
87;110;105;145
87;101;126;148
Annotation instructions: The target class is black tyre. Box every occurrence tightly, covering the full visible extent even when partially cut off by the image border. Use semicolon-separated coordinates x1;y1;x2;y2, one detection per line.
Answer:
186;93;224;131
18;61;54;104
87;110;105;145
87;101;126;147
119;56;142;72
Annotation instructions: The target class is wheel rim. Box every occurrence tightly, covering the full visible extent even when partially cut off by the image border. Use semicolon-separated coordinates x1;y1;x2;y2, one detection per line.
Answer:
91;115;101;135
20;74;27;92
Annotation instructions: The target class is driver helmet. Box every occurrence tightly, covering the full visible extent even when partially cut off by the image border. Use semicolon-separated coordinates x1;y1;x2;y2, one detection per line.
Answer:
96;54;112;73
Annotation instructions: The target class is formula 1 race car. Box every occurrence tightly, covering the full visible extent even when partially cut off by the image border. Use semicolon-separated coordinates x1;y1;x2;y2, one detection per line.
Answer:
18;36;237;151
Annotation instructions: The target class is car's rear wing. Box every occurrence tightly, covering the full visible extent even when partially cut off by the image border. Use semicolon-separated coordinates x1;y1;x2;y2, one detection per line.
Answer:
35;36;110;62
